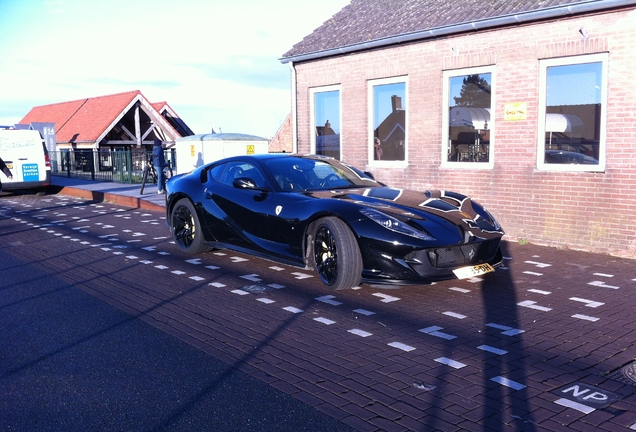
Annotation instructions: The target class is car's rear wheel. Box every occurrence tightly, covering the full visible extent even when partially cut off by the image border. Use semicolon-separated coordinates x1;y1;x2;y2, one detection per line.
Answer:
170;198;212;254
311;217;362;290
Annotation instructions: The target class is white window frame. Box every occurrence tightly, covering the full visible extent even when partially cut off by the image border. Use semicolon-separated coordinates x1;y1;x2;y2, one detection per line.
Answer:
310;85;341;159
368;76;408;167
537;53;608;172
441;66;495;170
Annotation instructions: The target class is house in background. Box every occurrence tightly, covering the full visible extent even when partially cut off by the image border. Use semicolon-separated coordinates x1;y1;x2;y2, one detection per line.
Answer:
280;0;636;258
19;90;193;153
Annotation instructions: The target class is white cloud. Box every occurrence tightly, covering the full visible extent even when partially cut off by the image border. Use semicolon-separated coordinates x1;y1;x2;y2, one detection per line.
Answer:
0;0;350;137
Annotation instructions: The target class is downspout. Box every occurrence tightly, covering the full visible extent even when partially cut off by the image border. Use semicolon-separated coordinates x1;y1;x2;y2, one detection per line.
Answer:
289;61;298;153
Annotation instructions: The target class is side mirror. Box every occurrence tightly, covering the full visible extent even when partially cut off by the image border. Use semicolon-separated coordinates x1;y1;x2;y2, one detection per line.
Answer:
363;171;375;180
233;177;269;192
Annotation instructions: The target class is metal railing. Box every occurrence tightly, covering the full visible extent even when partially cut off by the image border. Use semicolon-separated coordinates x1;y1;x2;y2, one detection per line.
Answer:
50;149;175;183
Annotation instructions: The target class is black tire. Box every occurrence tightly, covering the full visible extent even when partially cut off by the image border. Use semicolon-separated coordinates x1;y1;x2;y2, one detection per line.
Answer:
311;217;362;290
170;198;212;254
140;167;149;195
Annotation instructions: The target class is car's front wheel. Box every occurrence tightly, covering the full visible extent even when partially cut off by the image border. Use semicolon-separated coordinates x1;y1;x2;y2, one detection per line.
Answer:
311;217;362;290
170;198;212;254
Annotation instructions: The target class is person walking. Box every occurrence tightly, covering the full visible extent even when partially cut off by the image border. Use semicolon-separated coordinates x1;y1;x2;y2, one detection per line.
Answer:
152;140;167;194
0;156;13;192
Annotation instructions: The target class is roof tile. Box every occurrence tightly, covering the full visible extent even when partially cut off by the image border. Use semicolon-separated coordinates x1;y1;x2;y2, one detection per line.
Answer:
283;0;602;59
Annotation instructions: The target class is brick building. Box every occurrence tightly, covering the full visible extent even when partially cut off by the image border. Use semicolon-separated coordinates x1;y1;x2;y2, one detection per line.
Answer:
280;0;636;258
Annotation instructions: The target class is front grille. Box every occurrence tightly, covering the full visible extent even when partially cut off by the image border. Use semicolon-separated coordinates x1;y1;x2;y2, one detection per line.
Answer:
426;238;500;269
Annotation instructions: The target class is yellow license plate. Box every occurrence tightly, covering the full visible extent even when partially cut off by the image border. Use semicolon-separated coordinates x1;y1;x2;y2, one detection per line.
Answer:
453;263;495;279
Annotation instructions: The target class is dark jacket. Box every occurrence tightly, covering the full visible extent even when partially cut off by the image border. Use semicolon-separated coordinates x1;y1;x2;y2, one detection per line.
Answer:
0;157;12;178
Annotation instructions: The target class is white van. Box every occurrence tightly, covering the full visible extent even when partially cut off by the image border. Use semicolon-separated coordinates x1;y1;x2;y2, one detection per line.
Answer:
0;129;52;191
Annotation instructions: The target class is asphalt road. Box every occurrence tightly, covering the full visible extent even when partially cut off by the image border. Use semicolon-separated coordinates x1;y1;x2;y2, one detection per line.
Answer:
2;191;636;431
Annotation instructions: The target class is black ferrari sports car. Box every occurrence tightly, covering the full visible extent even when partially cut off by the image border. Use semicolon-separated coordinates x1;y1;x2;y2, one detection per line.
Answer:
165;153;504;290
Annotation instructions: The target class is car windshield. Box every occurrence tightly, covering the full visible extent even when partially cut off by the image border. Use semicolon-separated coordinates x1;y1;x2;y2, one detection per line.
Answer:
263;157;378;192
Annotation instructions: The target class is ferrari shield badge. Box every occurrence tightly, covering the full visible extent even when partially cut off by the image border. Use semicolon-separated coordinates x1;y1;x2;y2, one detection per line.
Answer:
275;205;283;215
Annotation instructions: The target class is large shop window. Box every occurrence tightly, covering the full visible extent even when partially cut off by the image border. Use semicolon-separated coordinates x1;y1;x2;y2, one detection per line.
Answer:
368;77;407;164
538;54;607;171
442;66;494;169
311;86;341;160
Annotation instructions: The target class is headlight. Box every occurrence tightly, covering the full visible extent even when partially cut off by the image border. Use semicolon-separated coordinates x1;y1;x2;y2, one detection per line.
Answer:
360;208;435;241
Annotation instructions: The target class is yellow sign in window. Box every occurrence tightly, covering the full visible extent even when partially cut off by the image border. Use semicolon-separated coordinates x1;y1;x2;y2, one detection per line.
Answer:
247;145;255;154
190;145;195;157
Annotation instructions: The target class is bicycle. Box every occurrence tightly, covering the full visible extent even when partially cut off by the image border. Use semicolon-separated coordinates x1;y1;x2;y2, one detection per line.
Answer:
140;154;173;195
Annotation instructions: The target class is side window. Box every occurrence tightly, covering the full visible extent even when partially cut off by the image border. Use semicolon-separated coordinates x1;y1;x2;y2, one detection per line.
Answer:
442;66;494;169
538;54;607;171
368;77;407;164
213;161;266;188
311;86;341;160
209;163;227;183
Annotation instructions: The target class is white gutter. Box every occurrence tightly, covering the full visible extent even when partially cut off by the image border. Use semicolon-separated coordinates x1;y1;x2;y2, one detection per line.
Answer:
280;0;636;64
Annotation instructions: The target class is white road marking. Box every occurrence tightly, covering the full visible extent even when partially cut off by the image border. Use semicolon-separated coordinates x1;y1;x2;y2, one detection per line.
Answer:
155;265;169;269
449;287;471;293
125;255;138;259
348;329;372;337
528;289;551;295
485;323;525;336
523;271;543;276
283;306;303;313
478;345;508;355
490;376;526;390
257;298;275;304
525;260;552;268
316;295;342;306
572;314;599;322
269;266;285;271
314;317;336;325
353;309;375;316
435;357;465;369
554;398;595;414
205;265;220;270
372;293;400;303
518;300;552;311
209;282;226;288
443;311;466;319
593;272;613;277
186;259;201;264
291;272;313;279
389;342;416;352
588;281;619;289
268;284;285;289
189;276;205;281
230;256;249;263
171;270;186;275
232;289;250;296
570;297;604;308
419;326;456;340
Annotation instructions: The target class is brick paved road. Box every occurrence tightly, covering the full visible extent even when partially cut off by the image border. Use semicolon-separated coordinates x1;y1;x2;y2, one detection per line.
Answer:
2;193;636;431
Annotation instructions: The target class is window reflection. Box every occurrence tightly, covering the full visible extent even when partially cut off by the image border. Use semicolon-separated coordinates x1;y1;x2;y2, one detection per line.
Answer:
544;62;601;165
314;90;340;159
372;82;406;161
447;73;492;163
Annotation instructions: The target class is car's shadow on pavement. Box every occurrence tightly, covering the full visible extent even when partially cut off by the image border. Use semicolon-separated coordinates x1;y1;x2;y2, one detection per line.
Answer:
480;241;538;431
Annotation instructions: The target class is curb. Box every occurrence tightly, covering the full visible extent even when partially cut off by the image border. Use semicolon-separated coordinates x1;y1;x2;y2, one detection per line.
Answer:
46;185;166;213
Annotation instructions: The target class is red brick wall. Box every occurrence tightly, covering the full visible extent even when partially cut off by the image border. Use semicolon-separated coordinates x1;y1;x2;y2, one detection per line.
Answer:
292;8;636;258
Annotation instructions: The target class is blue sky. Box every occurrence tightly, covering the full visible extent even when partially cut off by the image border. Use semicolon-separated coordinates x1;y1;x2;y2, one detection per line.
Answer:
0;0;350;138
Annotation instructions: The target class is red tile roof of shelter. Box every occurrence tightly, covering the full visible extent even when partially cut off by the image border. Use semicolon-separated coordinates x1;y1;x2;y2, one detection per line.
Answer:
20;90;151;143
